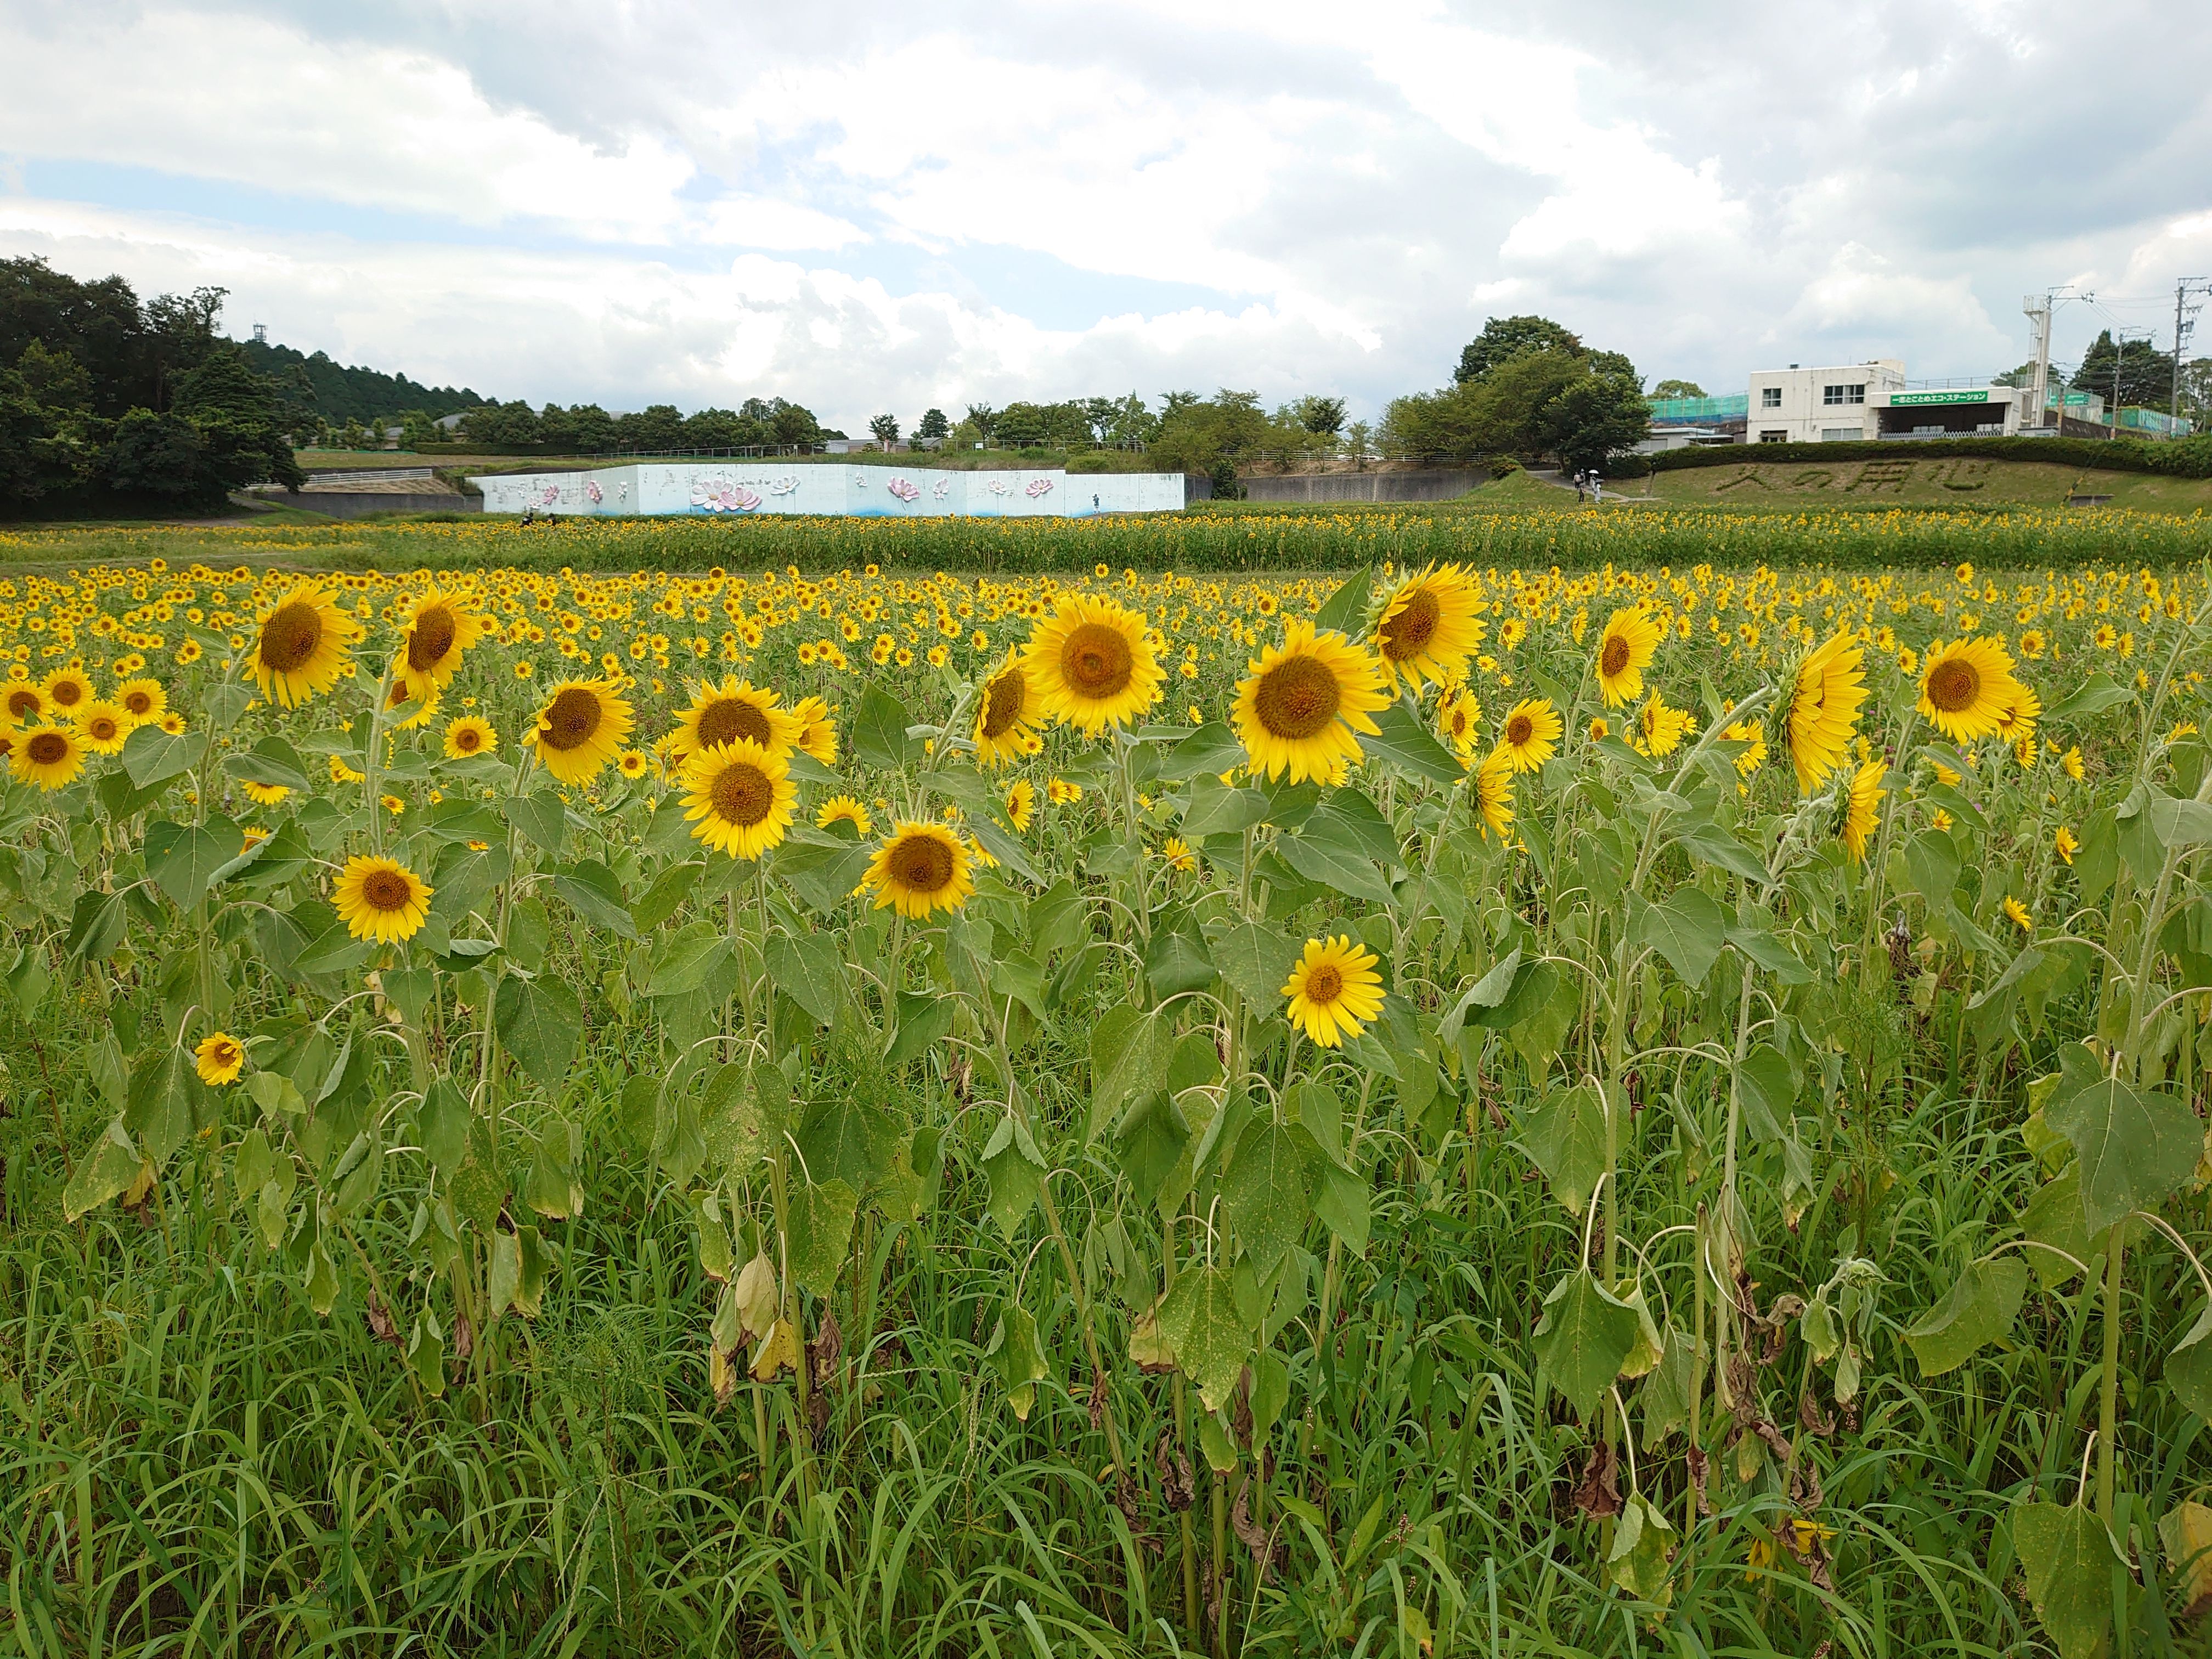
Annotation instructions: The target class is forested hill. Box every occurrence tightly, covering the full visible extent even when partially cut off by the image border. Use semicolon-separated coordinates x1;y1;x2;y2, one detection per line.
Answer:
237;337;487;425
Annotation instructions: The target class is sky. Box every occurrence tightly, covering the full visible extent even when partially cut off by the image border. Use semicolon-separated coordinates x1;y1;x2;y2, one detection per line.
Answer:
2;1;2209;433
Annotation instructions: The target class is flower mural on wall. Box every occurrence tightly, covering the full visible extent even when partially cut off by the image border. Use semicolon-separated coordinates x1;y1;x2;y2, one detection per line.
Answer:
764;476;801;496
690;476;762;514
1025;477;1054;499
888;477;921;503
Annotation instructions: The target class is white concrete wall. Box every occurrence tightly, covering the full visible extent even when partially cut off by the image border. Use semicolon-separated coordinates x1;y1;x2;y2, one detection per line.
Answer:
470;464;1184;517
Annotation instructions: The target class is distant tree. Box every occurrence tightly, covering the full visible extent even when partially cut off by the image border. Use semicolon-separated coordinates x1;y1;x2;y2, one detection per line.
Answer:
763;399;822;448
915;407;950;441
1651;378;1706;400
1158;390;1203;421
868;413;900;447
1082;396;1118;443
2072;330;2176;410
104;409;212;499
963;403;998;445
1587;349;1643;392
1149;389;1272;479
0;367;59;504
946;417;984;450
1342;419;1374;467
1454;315;1584;385
462;400;541;446
617;404;686;452
1988;362;2038;389
1540;373;1651;472
169;342;302;488
567;404;617;452
15;340;94;411
685;408;749;449
1295;394;1347;436
535;404;580;450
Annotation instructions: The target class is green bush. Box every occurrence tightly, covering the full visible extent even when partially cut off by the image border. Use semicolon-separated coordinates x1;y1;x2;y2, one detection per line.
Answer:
1649;433;2212;478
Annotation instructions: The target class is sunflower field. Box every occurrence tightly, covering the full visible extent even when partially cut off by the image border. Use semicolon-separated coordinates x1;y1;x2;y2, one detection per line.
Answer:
3;546;2212;1657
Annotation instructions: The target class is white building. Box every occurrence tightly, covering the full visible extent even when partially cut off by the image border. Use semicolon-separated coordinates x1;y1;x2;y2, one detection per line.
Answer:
1743;358;2062;443
1746;360;1906;443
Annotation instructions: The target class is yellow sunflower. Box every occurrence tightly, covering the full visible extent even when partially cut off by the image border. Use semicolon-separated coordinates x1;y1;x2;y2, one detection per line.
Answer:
1232;619;1390;783
1495;697;1561;773
1438;687;1482;759
672;677;800;761
1994;681;2040;746
681;738;797;861
1837;759;1886;864
116;678;167;723
2055;825;2079;865
384;677;439;731
789;695;838;765
1595;606;1662;708
1786;632;1867;791
617;749;651;780
1916;637;2023;743
816;794;873;836
862;821;975;918
76;699;129;754
252;582;363;709
241;780;291;807
393;584;486;705
1022;594;1165;734
973;651;1042;766
2003;896;2033;934
332;855;433;945
10;724;84;791
1722;719;1767;777
1005;778;1036;832
1472;748;1515;840
3;681;46;725
1162;836;1197;873
444;715;498;759
194;1032;245;1086
1373;563;1482;691
1632;692;1696;758
40;666;93;721
1281;934;1386;1048
526;678;633;786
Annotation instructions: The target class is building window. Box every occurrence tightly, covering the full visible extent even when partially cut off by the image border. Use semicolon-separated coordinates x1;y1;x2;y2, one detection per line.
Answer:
1822;383;1866;405
1760;387;1782;409
1821;427;1861;442
1758;429;1788;443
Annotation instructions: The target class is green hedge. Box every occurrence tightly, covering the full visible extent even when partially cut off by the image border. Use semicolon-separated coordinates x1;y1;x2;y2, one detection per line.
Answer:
1648;433;2212;477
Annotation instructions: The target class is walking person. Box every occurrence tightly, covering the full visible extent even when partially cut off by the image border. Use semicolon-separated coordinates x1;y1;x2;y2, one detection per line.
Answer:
1573;470;1585;503
1591;471;1604;505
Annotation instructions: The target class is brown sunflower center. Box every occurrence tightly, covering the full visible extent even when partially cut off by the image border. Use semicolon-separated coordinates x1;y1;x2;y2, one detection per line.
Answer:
27;731;68;765
980;670;1028;737
122;690;154;715
1060;621;1134;701
709;760;775;826
696;697;771;749
894;833;956;894
5;689;40;719
540;687;604;751
1504;712;1533;746
1304;965;1344;1004
453;725;483;753
211;1041;239;1065
406;603;459;671
1926;657;1979;713
362;868;414;912
50;679;84;707
87;715;118;742
1379;589;1441;660
258;601;326;675
1252;655;1341;740
1599;634;1631;678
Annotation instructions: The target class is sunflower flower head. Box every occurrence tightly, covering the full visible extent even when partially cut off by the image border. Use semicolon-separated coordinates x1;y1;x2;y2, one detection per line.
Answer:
1786;632;1867;792
680;738;797;861
862;821;975;919
1022;594;1165;735
1595;606;1662;708
1232;618;1390;783
1282;934;1385;1048
1373;563;1482;691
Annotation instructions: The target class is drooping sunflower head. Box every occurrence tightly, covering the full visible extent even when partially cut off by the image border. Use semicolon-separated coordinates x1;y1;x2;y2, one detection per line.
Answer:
384;676;439;730
76;699;129;754
443;715;498;759
2003;896;2033;934
10;723;84;791
681;738;797;861
1004;777;1036;832
1595;606;1662;707
1438;688;1482;758
332;854;433;945
862;821;975;919
394;584;484;703
1373;563;1481;690
789;695;838;765
194;1031;245;1087
241;780;291;807
1787;631;1868;792
40;667;92;719
973;651;1041;766
1280;934;1385;1048
1916;637;2022;743
1472;748;1515;840
1232;619;1390;784
1993;681;2040;743
252;582;363;709
816;794;873;837
1837;759;1887;864
1631;691;1696;758
1162;836;1197;873
1722;719;1767;777
527;678;634;785
116;678;166;722
4;682;46;725
1022;594;1164;735
1496;697;1561;774
674;677;800;761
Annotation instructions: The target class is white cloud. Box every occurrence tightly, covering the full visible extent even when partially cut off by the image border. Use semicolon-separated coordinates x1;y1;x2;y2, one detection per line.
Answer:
2;2;2208;414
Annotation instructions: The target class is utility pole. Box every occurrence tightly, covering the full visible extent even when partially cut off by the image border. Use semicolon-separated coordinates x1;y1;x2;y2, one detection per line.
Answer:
2024;285;2080;432
2172;277;2209;433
